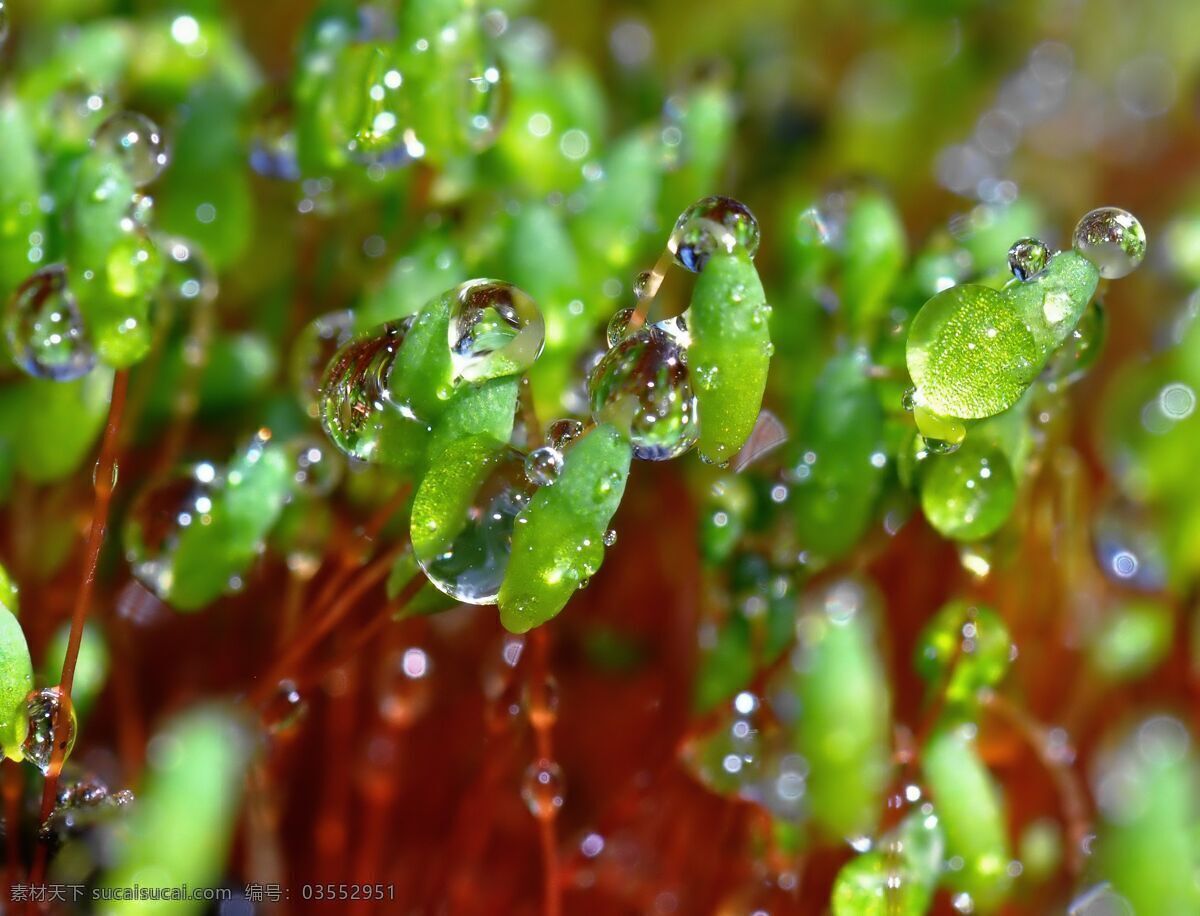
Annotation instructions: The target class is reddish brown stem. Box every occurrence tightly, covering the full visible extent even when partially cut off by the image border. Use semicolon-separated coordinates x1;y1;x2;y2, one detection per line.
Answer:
31;369;130;890
527;627;561;916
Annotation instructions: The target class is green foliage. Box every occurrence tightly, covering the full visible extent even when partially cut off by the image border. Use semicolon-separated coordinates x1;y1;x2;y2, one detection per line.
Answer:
1087;600;1174;681
831;809;944;916
0;602;32;760
0;368;113;483
914;600;1011;706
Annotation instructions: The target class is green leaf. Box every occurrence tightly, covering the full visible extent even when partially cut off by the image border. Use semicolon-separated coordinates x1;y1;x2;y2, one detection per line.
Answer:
0;96;44;301
161;440;293;610
499;424;631;633
659;84;735;225
791;352;886;562
387;290;455;422
1002;250;1100;354
919;439;1016;541
0;606;32;760
923;723;1012;912
570;131;662;273
357;234;464;331
831;809;944;915
426;377;519;461
688;249;772;465
789;578;892;839
411;434;508;564
0;368;114;484
99;705;254;914
842;192;906;343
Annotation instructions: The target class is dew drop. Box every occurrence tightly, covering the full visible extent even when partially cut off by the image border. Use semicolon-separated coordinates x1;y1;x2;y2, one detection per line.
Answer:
415;447;534;605
318;319;416;462
290;309;356;419
545;418;585;450
521;758;565;818
603;528;617;547
377;647;433;729
913;403;966;455
160;236;217;307
4;264;96;381
1007;237;1050;281
262;680;308;735
461;56;506;150
22;688;77;775
524;445;563;486
668;196;760;272
633;269;654;299
92;112;169;187
588;326;698;461
1072;207;1146;279
287;435;343;497
606;307;636;347
448;279;544;383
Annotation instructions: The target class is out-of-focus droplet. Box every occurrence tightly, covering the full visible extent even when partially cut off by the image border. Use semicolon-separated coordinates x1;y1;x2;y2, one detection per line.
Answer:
290;309;356;419
462;56;506;149
524;445;563;486
914;600;1013;703
606;307;636;347
287;436;342;496
4;264;96;381
262;680;308;735
160;236;217;307
521;758;565;818
377;646;433;729
123;463;220;600
343;45;410;167
448;279;544;383
416;447;534;605
92;112;169;187
525;674;560;730
545;418;585;450
1007;237;1050;281
588;326;698;461
22;687;77;774
668;196;760;272
1072;208;1146;279
1092;499;1167;591
318;319;414;462
920;441;1016;541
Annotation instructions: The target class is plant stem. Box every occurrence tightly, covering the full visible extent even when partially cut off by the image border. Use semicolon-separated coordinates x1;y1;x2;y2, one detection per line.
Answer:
30;369;130;890
527;626;561;916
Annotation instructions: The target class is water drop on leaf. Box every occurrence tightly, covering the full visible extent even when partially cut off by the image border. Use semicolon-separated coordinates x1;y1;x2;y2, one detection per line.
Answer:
5;264;96;382
1072;207;1146;279
448;279;544;383
668;195;760;272
1007;237;1050;281
524;445;563;486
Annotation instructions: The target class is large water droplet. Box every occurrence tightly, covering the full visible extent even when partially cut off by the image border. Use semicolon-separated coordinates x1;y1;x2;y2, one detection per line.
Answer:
23;687;77;775
92;112;169;187
668;195;760;272
588;326;698;460
415;447;534;604
290;309;355;419
318;319;413;462
4;264;96;381
1008;237;1050;281
123;463;220;600
448;279;544;383
521;758;565;818
1072;207;1146;279
524;445;563;486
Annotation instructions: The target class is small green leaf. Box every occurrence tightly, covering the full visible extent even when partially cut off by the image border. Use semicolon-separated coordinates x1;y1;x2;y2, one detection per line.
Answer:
789;578;892;839
411;434;507;564
919;439;1016;541
688;249;772;465
0;368;114;484
1087;599;1173;681
99;705;254;914
498;424;631;633
1002;250;1100;354
0;605;32;760
357;234;464;331
842;192;906;343
427;377;519;461
923;723;1012;912
387;290;455;422
791;352;886;563
570;131;662;273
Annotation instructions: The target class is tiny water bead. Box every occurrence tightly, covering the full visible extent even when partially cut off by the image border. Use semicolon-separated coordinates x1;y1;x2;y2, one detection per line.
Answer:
287;436;342;497
606;306;636;347
262;680;308;735
668;195;761;272
447;279;545;383
290;309;356;419
588;326;699;461
23;687;77;774
318;319;413;463
521;758;565;818
545;418;585;450
123;464;219;600
461;56;506;150
633;269;654;299
160;237;218;307
1007;237;1050;281
1072;207;1147;279
415;447;534;605
524;445;563;486
4;264;96;382
92;112;169;187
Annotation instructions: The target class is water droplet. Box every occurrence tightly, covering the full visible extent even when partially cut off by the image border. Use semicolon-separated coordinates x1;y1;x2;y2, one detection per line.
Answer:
668;196;760;272
377;647;433;729
606;307;636;347
1008;237;1050;281
603;528;617;547
545;418;585;450
1072;207;1146;279
288;436;343;496
525;674;560;730
1092;499;1167;591
920;441;1016;541
415;447;534;604
915;600;1012;703
123;464;220;600
318;319;415;462
23;688;77;775
462;56;506;149
262;680;308;735
448;279;544;383
588;326;698;461
92;112;169;187
521;758;565;818
343;45;411;167
4;264;96;381
633;270;654;299
290;309;356;419
913;404;966;455
160;236;217;307
524;445;563;486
